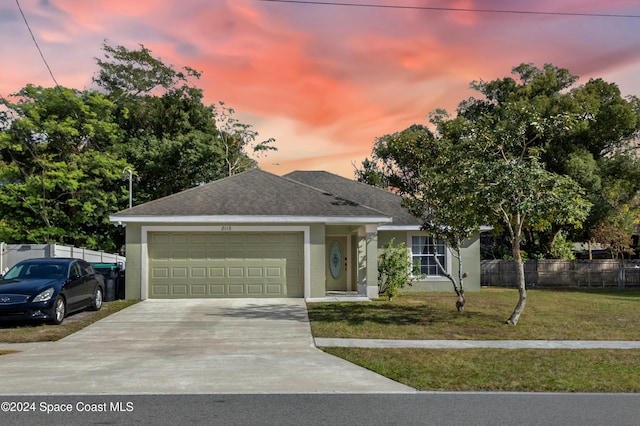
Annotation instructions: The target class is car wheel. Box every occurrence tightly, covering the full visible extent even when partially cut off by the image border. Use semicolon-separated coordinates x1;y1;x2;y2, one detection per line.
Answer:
90;286;103;311
49;296;66;325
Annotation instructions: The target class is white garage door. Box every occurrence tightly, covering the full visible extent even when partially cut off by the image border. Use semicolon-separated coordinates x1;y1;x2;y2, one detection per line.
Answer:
148;232;304;298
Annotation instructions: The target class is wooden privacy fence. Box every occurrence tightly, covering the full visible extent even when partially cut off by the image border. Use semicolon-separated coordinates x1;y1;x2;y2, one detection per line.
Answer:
481;259;640;288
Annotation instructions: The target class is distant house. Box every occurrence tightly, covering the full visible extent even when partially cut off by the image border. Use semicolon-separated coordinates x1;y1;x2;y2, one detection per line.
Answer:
109;169;481;300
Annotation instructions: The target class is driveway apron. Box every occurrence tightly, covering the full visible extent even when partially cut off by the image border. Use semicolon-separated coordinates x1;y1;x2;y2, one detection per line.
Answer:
0;299;412;395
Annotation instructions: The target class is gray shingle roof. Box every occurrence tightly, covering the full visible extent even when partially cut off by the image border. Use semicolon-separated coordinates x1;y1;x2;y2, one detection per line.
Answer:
285;170;421;227
110;168;392;221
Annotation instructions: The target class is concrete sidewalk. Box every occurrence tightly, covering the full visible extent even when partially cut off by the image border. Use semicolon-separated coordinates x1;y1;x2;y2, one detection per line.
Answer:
314;338;640;349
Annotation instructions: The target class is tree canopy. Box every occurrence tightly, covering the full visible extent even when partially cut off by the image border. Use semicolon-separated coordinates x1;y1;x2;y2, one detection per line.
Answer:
92;42;275;203
0;42;276;250
359;63;639;324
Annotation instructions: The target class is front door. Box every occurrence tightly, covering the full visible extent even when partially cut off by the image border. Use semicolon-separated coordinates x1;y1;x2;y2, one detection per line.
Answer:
325;237;348;291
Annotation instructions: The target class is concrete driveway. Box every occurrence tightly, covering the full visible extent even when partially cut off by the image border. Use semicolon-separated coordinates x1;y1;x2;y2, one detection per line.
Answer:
0;299;413;395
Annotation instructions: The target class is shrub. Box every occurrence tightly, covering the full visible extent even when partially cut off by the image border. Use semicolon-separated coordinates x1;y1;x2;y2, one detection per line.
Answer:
378;239;415;301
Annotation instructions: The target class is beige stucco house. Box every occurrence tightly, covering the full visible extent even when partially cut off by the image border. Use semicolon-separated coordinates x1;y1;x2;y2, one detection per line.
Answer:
109;169;480;300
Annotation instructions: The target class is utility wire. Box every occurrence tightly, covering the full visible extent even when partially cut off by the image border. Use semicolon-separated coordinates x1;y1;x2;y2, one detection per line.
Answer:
258;0;640;19
15;0;61;88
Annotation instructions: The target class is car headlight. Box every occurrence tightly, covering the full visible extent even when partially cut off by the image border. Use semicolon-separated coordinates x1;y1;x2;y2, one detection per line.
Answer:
33;288;55;303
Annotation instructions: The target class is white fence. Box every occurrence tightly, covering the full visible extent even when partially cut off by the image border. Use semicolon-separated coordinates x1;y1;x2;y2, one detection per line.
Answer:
0;243;125;273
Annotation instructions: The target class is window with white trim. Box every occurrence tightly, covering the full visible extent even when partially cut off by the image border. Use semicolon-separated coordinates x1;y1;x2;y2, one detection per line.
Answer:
410;235;447;276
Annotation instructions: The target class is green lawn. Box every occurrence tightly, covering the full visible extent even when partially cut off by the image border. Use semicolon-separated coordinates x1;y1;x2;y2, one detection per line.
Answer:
309;288;640;392
308;288;640;340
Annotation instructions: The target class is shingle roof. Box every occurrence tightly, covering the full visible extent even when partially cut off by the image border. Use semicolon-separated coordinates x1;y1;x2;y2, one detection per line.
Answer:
110;168;392;222
284;170;421;227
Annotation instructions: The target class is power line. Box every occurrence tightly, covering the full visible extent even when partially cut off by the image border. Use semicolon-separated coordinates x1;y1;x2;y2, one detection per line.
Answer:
258;0;640;19
15;0;61;88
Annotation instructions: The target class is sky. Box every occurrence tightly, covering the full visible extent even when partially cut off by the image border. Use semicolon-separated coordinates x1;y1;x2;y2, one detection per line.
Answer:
1;0;639;178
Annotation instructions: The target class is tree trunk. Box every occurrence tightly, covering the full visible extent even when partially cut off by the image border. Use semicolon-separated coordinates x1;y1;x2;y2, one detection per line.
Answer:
506;237;526;325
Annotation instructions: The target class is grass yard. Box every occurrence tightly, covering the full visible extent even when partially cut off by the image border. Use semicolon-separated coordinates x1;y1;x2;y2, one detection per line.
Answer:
308;288;640;340
0;300;137;343
322;347;640;392
309;288;640;392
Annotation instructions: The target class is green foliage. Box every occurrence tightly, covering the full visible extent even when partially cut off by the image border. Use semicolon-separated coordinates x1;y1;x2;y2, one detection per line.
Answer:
378;239;416;301
357;123;479;304
0;85;130;250
360;63;631;324
93;42;276;203
0;41;276;250
548;232;575;260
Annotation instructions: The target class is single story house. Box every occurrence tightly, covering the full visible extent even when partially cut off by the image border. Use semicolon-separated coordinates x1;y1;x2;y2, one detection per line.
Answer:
109;169;480;300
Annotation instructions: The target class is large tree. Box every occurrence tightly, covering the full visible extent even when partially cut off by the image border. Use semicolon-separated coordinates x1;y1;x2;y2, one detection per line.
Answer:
360;64;598;325
513;74;640;257
0;85;131;250
93;42;276;203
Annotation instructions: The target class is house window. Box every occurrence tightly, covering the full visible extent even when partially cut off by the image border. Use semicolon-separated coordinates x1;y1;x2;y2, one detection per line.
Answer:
411;235;446;276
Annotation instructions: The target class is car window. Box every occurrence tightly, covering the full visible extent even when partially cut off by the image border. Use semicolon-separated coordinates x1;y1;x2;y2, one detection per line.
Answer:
4;263;66;280
3;264;27;280
79;261;95;276
70;262;82;278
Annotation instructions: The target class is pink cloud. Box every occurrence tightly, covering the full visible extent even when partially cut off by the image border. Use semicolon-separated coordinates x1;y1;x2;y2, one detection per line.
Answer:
1;0;638;179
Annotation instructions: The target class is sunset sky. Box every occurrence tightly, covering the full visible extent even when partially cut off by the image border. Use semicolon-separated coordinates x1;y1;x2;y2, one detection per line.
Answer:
1;0;639;178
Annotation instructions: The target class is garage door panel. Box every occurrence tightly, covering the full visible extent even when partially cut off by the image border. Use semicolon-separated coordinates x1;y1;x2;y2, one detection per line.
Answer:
209;267;225;277
227;267;244;277
247;267;263;277
170;284;188;296
209;284;225;295
266;284;284;295
228;284;245;295
152;284;170;296
148;232;303;298
152;267;169;278
191;284;207;295
191;267;207;278
171;267;188;278
247;284;264;295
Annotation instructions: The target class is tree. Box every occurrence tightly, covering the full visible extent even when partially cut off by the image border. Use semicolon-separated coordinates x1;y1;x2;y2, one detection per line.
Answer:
0;85;131;250
359;64;595;325
590;224;635;260
93;42;275;202
445;64;599;324
358;122;484;311
212;102;277;176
